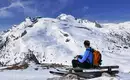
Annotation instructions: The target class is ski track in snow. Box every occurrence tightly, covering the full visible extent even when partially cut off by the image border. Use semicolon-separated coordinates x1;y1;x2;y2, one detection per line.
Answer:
0;14;130;80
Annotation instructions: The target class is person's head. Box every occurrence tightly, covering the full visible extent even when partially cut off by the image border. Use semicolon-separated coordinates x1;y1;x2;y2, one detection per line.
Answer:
84;40;90;48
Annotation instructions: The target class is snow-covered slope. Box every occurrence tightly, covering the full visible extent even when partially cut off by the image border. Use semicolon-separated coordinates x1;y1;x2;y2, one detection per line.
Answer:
0;14;130;74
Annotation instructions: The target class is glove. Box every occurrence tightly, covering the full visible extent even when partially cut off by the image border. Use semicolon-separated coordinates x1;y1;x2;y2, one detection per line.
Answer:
74;55;80;60
74;57;78;60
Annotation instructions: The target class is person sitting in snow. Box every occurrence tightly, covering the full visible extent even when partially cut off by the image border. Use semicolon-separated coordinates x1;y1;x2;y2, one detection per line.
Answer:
72;40;93;69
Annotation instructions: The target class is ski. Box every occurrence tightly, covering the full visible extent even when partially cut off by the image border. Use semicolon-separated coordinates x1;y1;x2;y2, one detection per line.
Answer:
50;65;119;79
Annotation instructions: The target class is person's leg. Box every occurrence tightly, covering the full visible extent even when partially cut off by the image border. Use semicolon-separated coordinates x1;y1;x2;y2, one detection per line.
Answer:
72;59;83;72
84;62;92;69
79;62;92;69
72;59;79;68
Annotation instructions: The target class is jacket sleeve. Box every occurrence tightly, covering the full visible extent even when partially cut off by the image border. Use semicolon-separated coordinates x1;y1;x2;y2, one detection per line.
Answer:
78;51;89;63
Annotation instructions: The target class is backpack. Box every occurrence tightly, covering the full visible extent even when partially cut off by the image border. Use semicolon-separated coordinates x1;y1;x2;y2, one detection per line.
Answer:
92;50;102;66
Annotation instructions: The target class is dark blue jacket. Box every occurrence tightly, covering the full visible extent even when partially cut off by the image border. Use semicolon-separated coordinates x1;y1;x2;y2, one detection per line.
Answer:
78;47;93;64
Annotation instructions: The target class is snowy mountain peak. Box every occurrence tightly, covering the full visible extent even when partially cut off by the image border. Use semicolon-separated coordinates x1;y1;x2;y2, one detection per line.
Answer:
0;14;130;73
57;14;75;21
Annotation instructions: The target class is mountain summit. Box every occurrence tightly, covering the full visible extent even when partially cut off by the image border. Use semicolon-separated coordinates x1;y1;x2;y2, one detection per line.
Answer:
0;14;130;72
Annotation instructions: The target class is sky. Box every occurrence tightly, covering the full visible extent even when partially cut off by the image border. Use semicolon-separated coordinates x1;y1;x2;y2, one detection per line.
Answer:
0;0;130;31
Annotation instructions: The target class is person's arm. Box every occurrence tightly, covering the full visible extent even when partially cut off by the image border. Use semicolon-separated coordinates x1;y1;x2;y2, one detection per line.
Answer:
74;55;83;60
79;55;83;57
78;51;89;63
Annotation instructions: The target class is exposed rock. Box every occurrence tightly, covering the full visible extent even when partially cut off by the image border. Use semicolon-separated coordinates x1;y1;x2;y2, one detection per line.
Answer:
65;39;70;42
0;62;29;70
0;37;9;50
95;21;102;28
76;26;91;31
0;62;4;67
64;34;69;37
124;46;128;49
34;68;39;70
21;30;27;37
22;49;40;65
